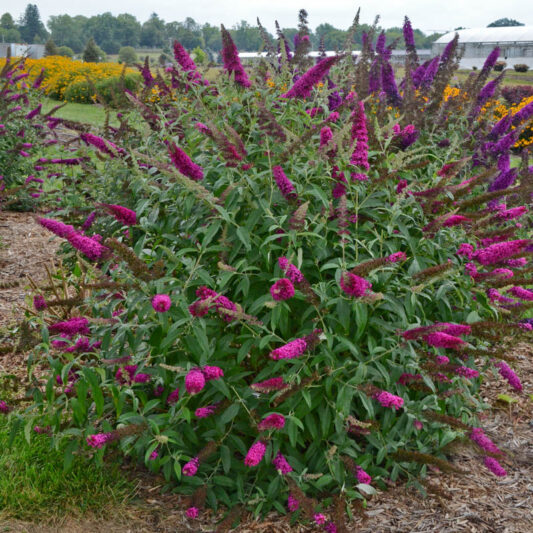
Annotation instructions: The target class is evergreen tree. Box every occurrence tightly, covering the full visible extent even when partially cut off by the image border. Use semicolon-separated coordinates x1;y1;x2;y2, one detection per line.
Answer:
83;37;100;62
0;13;21;42
18;4;48;43
0;13;16;29
44;38;59;56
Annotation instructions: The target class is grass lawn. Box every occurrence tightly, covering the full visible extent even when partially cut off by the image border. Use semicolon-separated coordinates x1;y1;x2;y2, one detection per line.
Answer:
41;97;119;127
455;69;533;86
394;67;533;87
0;420;136;522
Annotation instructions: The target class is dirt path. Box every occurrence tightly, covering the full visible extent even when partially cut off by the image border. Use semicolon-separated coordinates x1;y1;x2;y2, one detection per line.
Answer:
0;212;531;532
0;211;59;329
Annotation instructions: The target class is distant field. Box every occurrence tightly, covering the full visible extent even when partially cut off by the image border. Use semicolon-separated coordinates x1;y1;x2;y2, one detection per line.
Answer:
106;50;164;64
393;67;533;87
455;69;533;87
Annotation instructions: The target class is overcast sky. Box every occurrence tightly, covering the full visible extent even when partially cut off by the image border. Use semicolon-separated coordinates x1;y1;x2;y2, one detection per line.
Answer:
12;1;533;35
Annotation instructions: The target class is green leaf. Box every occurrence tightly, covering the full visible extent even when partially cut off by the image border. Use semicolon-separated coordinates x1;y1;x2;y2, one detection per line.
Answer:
236;227;251;251
357;483;377;495
213;475;235;488
220;445;231;473
63;440;78;472
496;393;518;404
220;403;240;425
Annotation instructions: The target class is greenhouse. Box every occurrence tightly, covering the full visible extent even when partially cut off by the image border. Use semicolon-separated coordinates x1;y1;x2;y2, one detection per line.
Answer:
432;26;533;69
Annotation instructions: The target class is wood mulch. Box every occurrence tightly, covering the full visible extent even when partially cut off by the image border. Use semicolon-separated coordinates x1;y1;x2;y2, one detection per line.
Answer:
0;211;59;328
0;212;531;532
0;211;59;381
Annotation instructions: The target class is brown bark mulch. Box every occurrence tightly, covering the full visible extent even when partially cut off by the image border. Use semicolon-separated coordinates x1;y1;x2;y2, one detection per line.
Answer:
0;212;531;532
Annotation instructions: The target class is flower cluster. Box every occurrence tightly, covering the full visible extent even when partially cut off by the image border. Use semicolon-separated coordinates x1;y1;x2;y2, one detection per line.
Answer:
166;141;204;181
340;272;372;298
189;286;238;321
374;391;404;410
270;338;307;360
152;294;172;312
244;441;266;467
270;278;295;301
100;204;136;226
272;165;297;201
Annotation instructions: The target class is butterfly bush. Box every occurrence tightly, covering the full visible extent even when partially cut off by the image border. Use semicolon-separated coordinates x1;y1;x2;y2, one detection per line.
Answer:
19;17;533;529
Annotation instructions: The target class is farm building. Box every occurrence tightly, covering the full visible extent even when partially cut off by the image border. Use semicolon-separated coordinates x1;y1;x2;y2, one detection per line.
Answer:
432;26;533;69
238;49;431;64
0;43;45;59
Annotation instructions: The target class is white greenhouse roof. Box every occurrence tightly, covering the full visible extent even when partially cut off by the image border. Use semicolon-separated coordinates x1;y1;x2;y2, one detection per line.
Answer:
435;26;533;44
238;51;356;58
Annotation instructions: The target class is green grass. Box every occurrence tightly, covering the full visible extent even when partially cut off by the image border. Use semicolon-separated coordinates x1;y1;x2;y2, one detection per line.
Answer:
394;67;533;87
455;69;533;87
0;420;136;522
41;97;119;127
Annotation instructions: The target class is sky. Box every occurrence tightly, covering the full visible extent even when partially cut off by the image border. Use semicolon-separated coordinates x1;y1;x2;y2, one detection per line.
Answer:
11;1;533;35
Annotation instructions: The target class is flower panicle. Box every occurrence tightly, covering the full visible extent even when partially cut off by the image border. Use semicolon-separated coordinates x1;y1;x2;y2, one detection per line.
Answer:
221;25;251;88
392;450;465;473
282;55;340;99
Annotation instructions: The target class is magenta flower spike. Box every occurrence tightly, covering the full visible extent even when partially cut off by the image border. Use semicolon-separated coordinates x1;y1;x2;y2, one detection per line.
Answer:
282;55;339;99
221;25;251;88
166;141;204;181
244;440;266;467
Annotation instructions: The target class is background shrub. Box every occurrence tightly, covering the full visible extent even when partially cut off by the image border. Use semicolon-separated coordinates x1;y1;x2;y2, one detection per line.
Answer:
501;85;533;105
57;46;74;58
493;61;506;71
118;46;138;66
8;27;533;527
513;64;529;72
63;79;94;104
94;74;142;106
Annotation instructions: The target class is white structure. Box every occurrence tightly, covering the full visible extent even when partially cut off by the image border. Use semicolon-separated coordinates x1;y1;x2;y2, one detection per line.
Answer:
238;49;431;64
432;26;533;69
238;50;357;63
0;43;45;59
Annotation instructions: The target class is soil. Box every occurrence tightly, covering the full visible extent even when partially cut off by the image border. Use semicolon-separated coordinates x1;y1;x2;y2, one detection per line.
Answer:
0;212;531;533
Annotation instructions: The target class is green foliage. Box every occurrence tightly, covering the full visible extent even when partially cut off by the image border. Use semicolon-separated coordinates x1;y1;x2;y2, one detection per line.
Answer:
44;38;59;56
57;45;74;57
94;74;142;106
62;73;141;106
118;46;138;65
192;47;208;66
13;18;533;527
83;37;103;63
487;18;524;27
18;3;48;43
0;59;49;209
62;79;93;103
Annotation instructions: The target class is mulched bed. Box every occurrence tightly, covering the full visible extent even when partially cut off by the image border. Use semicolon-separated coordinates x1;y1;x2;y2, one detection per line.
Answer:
0;211;59;329
0;212;531;532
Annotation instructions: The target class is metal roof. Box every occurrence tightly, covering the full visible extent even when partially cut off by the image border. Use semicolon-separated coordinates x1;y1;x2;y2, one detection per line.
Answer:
238;51;354;58
435;26;533;44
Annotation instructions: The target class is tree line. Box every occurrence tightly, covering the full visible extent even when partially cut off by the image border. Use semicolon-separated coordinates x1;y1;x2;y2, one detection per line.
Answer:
1;4;448;58
3;6;525;59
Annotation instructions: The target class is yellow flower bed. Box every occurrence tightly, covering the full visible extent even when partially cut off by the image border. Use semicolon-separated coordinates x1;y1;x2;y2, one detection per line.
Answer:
438;87;532;149
0;56;136;103
484;94;533;149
